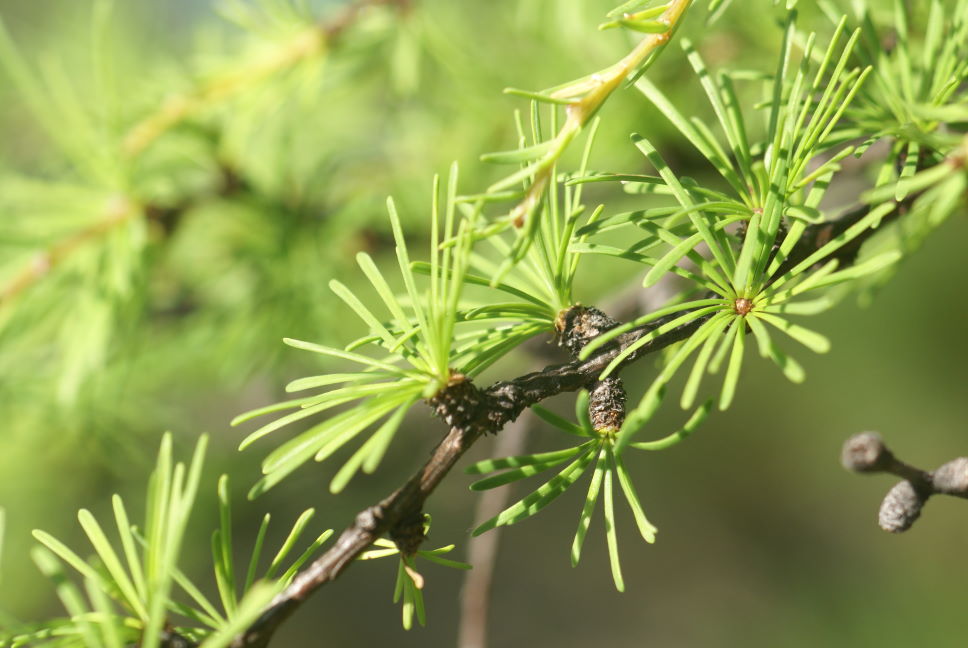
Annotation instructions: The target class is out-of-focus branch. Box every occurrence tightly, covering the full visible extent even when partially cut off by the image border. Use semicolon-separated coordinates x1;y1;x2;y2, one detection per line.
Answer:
3;0;414;310
1;0;415;311
842;432;968;532
122;0;413;157
0;164;247;310
0;196;137;308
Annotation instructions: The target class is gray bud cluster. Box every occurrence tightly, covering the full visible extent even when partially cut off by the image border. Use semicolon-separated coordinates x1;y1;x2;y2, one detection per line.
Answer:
841;433;968;533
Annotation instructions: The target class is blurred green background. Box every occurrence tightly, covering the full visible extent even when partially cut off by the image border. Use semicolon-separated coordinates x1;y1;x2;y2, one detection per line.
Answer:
1;1;966;646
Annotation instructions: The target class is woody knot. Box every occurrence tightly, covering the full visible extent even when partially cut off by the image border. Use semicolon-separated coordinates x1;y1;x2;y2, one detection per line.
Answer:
555;305;619;358
429;374;485;432
389;510;426;557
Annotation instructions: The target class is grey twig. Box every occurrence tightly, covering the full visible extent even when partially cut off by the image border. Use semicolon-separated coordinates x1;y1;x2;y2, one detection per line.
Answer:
841;432;968;532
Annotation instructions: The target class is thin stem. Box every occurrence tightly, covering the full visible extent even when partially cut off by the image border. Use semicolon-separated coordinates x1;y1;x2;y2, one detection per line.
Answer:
0;164;248;311
507;0;694;228
0;197;138;307
122;0;413;157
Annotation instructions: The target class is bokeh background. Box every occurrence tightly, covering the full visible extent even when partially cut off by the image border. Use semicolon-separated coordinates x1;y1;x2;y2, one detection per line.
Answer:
1;1;966;646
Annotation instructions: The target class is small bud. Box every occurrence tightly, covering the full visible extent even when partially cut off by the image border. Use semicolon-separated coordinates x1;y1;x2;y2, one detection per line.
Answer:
841;432;892;473
428;373;504;438
588;377;626;432
733;297;753;316
931;457;968;496
878;481;927;533
556;305;618;357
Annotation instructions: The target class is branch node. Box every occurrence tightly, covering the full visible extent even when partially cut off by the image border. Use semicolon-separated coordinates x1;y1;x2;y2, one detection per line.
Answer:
556;305;619;357
429;374;484;431
389;510;427;557
356;506;382;533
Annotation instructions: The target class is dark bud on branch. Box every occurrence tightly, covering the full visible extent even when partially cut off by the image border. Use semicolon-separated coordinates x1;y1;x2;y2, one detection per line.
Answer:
588;376;626;432
931;457;968;496
429;373;484;432
556;305;619;357
841;432;892;473
878;481;926;533
841;432;968;533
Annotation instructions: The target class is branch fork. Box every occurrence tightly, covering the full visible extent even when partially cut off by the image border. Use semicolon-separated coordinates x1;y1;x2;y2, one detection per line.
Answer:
841;432;968;532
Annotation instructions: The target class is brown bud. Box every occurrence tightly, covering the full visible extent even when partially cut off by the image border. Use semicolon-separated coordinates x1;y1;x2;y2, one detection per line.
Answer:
556;305;619;357
878;481;928;533
588;377;626;432
931;457;968;496
733;297;753;316
841;432;893;473
428;374;480;431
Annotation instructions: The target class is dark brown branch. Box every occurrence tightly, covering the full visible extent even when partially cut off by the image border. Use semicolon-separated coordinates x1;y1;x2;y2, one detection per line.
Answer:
231;194;927;646
230;377;500;647
767;139;968;284
842;432;968;532
231;306;685;646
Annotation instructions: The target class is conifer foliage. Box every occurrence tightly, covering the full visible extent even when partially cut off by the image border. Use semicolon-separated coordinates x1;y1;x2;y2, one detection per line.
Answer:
1;0;966;645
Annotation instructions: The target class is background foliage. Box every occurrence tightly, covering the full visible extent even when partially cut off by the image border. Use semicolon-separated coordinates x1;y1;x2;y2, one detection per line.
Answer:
1;0;966;646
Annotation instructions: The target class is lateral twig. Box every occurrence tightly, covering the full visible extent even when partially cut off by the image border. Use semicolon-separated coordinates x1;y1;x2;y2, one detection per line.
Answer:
123;0;412;157
2;0;412;312
0;164;247;310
